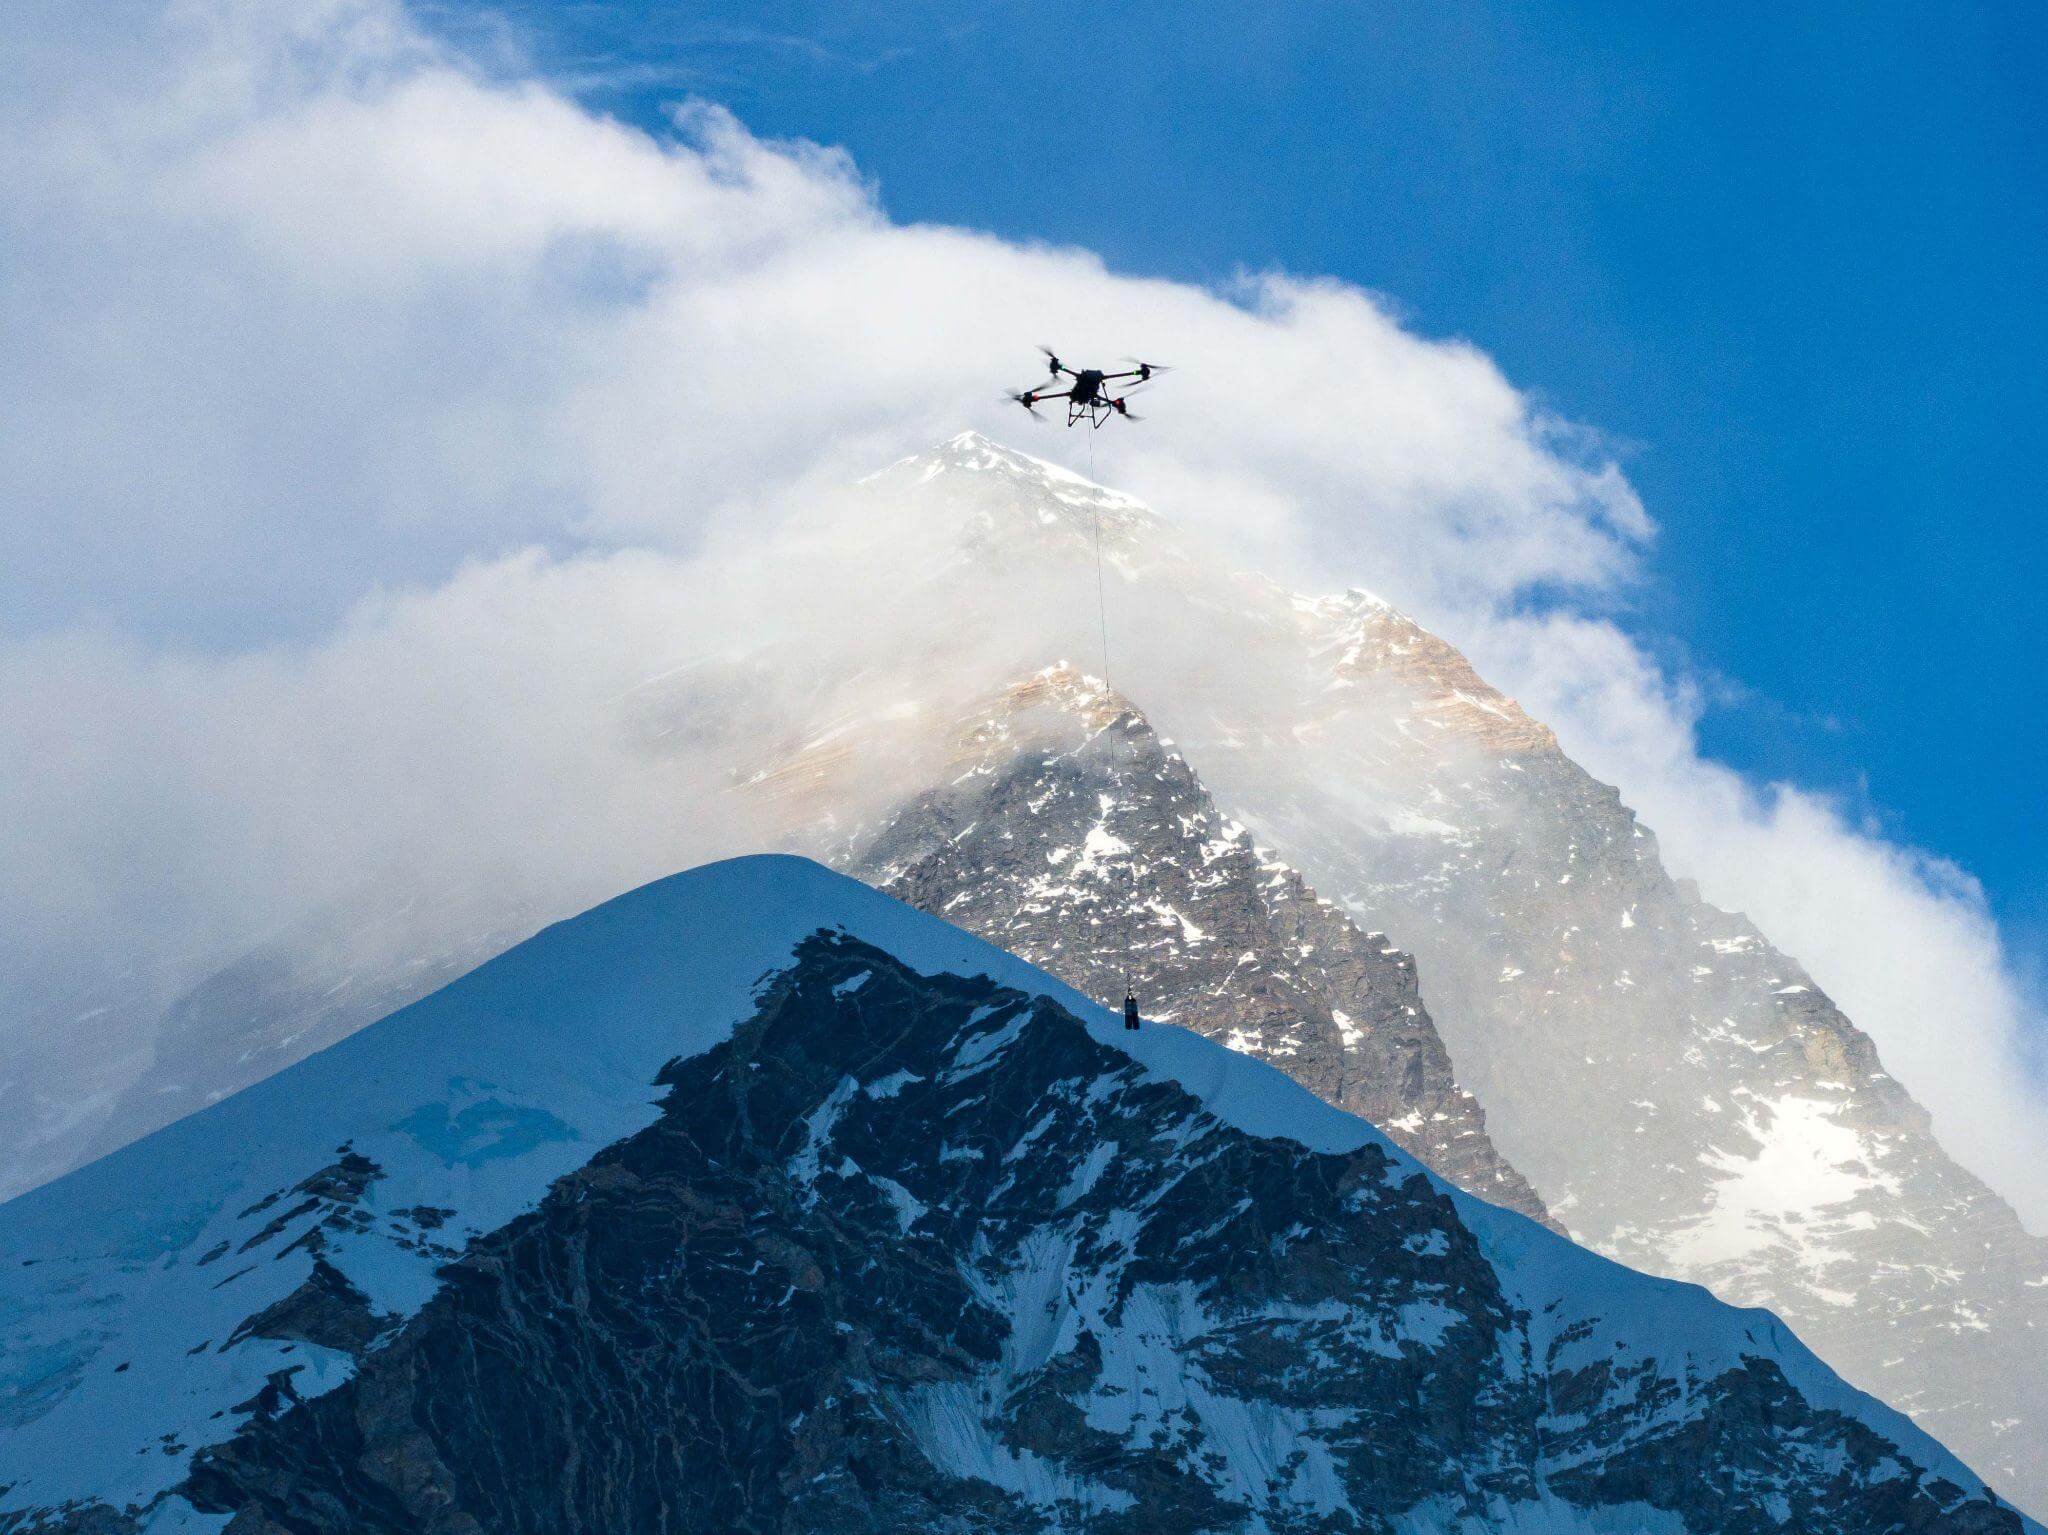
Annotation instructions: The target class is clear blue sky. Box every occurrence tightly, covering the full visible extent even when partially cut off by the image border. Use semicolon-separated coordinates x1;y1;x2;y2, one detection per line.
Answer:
449;0;2046;941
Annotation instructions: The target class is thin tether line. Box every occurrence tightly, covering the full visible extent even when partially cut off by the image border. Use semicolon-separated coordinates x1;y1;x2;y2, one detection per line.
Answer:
1090;442;1113;693
1086;426;1135;1000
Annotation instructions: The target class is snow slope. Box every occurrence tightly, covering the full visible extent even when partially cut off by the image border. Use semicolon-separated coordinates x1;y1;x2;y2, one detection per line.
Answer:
0;857;2030;1532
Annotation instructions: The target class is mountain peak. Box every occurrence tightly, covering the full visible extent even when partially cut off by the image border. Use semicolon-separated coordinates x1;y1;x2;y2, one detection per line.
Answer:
929;428;1115;487
976;658;1134;732
847;660;1558;1226
2;855;2028;1534
878;441;1553;763
868;431;1167;556
1298;585;1557;756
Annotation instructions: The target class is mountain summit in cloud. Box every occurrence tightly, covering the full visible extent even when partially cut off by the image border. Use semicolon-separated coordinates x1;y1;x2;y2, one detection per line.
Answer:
5;436;2045;1517
764;436;2048;1510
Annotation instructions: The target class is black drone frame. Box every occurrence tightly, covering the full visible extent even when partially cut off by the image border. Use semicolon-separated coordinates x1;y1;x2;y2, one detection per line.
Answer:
1008;349;1165;429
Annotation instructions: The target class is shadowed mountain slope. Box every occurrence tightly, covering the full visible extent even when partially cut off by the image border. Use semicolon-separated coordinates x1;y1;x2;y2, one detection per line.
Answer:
1;858;2029;1534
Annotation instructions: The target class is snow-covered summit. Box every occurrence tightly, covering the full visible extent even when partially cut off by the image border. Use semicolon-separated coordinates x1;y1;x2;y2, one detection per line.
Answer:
1;855;2031;1533
903;429;1152;509
867;430;1169;562
0;856;1330;1524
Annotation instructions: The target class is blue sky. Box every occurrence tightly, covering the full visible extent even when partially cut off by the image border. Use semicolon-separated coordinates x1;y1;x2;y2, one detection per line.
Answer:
455;0;2047;942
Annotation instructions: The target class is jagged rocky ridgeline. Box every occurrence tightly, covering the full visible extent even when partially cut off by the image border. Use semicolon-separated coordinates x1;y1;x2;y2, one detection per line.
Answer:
843;662;1551;1227
0;859;2031;1533
7;433;2046;1515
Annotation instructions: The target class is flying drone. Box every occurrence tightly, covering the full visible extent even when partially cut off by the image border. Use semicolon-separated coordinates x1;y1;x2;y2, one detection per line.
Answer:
1006;347;1169;428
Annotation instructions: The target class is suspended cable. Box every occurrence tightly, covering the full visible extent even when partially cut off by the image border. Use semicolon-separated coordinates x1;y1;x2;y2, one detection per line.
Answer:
1089;432;1113;695
1086;432;1141;1030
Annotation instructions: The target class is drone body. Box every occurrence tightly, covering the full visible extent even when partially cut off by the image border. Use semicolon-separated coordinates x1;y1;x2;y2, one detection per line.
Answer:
1008;348;1167;427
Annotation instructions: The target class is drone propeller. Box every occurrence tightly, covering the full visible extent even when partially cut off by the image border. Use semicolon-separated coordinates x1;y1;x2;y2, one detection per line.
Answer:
1037;344;1067;375
1118;357;1172;374
1003;390;1040;411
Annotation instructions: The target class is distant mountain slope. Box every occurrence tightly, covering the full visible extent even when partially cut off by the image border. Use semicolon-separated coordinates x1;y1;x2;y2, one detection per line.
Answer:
0;897;539;1208
839;662;1549;1225
1190;584;2048;1508
0;858;2028;1534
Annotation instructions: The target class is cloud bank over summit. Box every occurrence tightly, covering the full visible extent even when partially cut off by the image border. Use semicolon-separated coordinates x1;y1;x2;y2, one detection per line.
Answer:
0;0;1644;642
2;0;2043;1222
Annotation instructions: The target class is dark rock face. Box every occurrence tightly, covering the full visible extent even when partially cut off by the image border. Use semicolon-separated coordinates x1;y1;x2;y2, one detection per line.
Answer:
173;935;2024;1534
845;665;1549;1227
223;1256;385;1359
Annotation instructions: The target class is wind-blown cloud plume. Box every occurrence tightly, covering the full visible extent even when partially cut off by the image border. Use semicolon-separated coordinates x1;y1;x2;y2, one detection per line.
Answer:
1;0;2042;1223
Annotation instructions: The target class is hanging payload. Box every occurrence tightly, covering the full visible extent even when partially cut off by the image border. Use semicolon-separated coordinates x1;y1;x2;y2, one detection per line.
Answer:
1124;993;1141;1032
1006;347;1169;429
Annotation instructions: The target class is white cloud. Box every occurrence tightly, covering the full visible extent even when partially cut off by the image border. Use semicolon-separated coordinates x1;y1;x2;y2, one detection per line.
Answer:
0;0;2041;1225
0;0;1639;643
0;550;763;1002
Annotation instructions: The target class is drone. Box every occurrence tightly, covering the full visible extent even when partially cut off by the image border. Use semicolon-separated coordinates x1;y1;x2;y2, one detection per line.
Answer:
1006;347;1169;428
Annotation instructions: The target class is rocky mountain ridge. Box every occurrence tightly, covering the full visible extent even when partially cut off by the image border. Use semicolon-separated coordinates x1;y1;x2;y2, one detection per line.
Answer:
1;858;2029;1534
839;661;1549;1225
1201;580;2048;1505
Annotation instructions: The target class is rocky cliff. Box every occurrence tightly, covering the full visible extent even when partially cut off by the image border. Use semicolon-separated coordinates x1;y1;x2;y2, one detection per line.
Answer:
840;663;1548;1225
1;860;2027;1534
